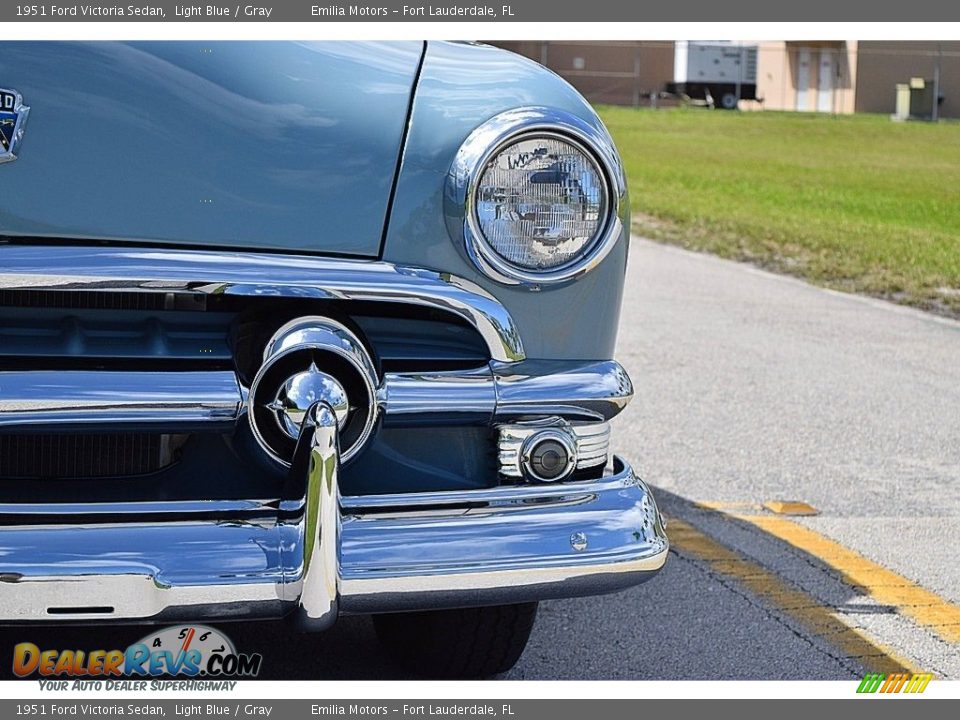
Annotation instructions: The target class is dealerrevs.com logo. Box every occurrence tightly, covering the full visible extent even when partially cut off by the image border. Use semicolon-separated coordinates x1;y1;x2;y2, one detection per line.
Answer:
13;625;262;680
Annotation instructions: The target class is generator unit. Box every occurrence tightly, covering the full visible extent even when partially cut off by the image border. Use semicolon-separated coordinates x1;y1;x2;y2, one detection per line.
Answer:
666;41;759;109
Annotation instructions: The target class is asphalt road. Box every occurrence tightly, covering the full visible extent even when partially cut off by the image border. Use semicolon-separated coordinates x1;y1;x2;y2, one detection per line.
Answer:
3;238;958;681
510;238;960;680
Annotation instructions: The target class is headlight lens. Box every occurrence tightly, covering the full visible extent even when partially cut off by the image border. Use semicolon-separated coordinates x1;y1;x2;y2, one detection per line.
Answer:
449;108;626;286
474;135;608;271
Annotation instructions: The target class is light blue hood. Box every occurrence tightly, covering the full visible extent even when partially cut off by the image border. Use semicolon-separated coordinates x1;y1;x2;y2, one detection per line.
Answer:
0;41;424;256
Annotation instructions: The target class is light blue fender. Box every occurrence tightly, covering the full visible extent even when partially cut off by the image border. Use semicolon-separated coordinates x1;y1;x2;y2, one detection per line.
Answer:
381;42;629;361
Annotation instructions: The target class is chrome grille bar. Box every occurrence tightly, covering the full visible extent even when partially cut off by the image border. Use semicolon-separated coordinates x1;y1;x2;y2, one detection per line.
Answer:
0;370;243;429
0;245;524;363
0;361;632;432
380;360;633;425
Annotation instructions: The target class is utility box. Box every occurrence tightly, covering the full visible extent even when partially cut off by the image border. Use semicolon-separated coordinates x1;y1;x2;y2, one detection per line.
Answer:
666;41;759;109
893;78;938;121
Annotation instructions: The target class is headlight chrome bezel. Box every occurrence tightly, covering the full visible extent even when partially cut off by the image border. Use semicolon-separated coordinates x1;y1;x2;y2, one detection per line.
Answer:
448;107;627;286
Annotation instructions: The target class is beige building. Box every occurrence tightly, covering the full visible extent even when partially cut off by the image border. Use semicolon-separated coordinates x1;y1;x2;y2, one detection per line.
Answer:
751;41;959;118
491;41;960;119
749;42;859;114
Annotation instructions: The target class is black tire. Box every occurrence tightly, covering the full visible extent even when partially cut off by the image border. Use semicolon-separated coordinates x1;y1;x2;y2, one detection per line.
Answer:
373;603;538;679
720;92;739;110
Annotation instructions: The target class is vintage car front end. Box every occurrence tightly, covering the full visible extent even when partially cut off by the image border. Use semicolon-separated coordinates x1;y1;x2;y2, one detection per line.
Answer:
0;40;667;677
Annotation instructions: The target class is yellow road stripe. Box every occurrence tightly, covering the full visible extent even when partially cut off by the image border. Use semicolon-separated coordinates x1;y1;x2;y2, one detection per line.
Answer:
668;519;918;674
694;501;761;512
733;514;960;645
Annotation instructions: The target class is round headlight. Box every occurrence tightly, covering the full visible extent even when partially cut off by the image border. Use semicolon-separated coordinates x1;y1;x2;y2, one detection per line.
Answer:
450;108;626;286
474;135;607;271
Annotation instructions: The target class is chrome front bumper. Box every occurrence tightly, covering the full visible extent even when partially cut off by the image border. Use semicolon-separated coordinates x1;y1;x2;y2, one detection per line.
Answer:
0;403;668;626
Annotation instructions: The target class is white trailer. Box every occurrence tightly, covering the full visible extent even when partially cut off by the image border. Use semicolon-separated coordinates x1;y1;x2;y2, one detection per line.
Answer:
667;41;759;109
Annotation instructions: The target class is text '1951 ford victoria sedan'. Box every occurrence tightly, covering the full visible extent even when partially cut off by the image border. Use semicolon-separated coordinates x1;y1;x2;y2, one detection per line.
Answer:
0;40;667;678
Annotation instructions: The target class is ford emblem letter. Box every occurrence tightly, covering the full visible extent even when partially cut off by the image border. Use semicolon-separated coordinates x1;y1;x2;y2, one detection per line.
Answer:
0;88;30;164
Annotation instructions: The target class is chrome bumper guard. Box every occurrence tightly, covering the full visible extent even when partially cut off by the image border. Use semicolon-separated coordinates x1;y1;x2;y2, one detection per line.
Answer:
0;402;668;626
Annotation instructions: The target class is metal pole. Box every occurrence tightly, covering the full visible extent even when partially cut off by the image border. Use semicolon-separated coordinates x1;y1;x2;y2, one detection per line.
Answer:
932;43;942;122
735;44;743;107
634;47;642;109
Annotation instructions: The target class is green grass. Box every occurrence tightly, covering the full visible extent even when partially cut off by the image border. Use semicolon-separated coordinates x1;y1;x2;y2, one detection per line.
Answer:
597;106;960;315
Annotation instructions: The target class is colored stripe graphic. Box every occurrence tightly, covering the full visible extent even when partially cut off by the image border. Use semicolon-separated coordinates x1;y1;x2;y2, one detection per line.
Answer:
857;672;932;693
857;673;885;693
904;673;933;693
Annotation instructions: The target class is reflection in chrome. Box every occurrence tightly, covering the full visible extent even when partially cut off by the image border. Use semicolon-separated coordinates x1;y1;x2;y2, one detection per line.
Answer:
491;359;634;421
448;107;628;286
375;367;496;424
283;402;340;630
0;245;524;363
570;532;589;552
271;366;350;435
0;456;666;622
380;359;634;425
0;370;242;429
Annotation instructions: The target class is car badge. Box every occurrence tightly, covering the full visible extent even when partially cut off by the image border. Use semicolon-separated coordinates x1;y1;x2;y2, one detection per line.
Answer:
0;87;30;163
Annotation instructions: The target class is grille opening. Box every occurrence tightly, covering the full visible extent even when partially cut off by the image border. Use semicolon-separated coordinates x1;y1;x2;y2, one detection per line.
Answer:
0;289;186;311
0;433;285;505
0;293;490;375
0;357;234;372
0;305;234;365
231;301;491;384
0;434;187;480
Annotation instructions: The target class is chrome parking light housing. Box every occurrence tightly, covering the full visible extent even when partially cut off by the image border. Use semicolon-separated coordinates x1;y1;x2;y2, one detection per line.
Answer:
448;107;628;286
498;418;611;482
